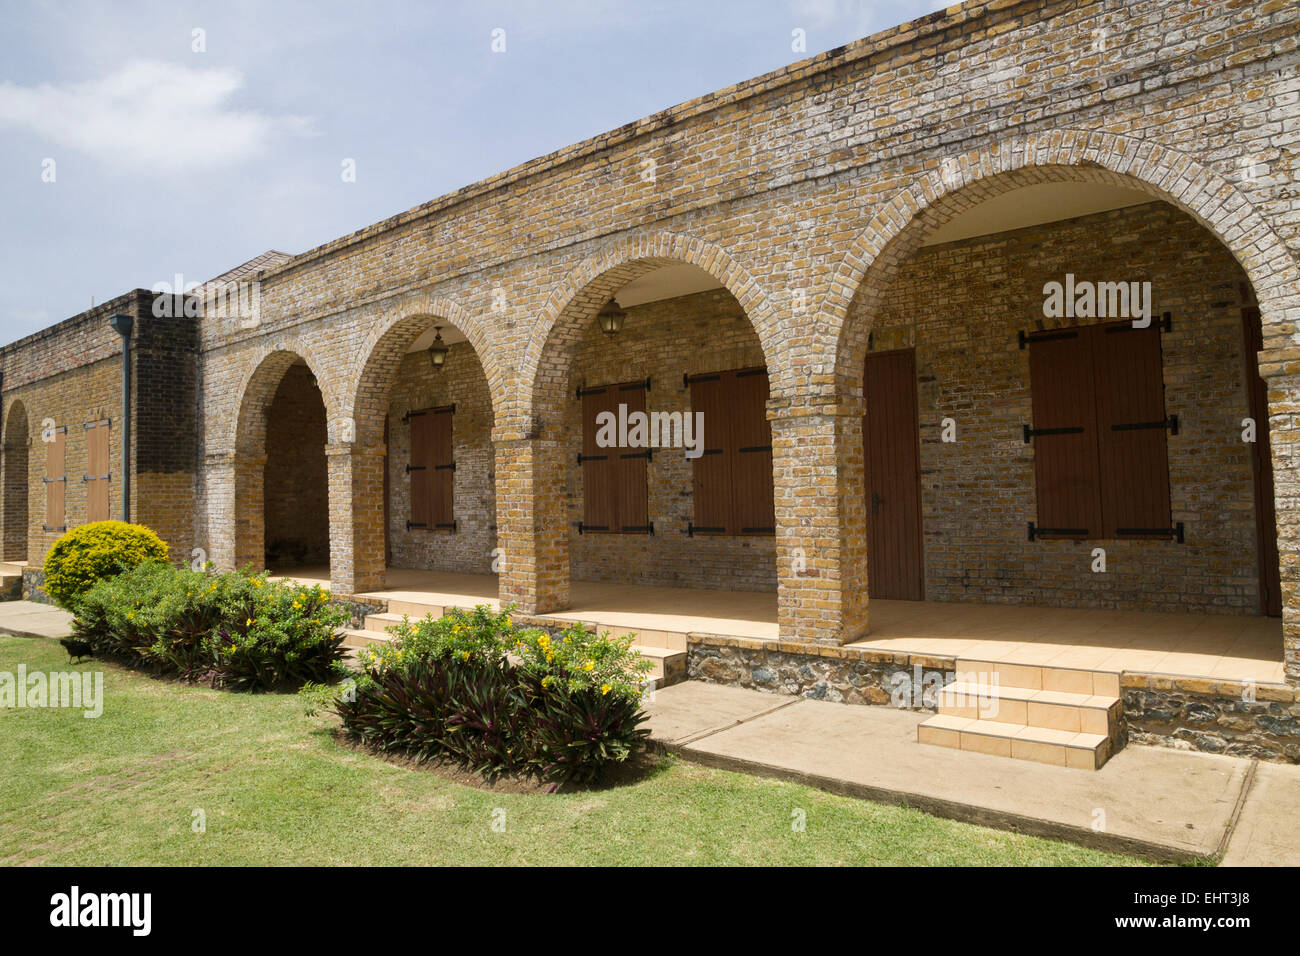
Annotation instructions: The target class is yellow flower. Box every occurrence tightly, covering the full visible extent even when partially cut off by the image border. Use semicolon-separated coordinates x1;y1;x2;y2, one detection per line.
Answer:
246;618;253;626
583;661;594;672
461;651;470;661
504;616;512;626
601;684;611;695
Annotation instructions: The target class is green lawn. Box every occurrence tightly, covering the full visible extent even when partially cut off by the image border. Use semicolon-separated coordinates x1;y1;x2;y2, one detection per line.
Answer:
0;635;1154;866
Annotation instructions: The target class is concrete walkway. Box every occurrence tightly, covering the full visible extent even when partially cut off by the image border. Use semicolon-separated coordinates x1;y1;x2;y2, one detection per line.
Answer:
0;600;74;639
646;681;1300;864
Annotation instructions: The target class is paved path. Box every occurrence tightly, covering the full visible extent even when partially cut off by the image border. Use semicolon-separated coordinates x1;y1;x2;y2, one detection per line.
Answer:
0;600;74;639
647;681;1298;864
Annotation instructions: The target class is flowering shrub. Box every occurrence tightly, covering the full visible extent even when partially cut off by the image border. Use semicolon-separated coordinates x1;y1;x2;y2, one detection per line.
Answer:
43;521;170;609
334;605;652;784
73;563;348;691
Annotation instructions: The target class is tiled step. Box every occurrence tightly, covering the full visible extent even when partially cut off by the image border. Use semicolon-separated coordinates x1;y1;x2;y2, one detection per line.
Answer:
918;658;1123;770
919;714;1112;770
937;680;1119;735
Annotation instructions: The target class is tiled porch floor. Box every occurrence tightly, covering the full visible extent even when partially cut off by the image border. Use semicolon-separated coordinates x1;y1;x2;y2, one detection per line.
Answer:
277;567;1285;685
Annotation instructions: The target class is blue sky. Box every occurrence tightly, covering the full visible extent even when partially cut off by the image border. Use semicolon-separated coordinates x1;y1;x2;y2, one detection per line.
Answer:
0;0;948;343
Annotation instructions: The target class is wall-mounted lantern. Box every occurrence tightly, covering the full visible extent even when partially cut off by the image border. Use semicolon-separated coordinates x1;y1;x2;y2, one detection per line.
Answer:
597;299;626;336
427;326;449;370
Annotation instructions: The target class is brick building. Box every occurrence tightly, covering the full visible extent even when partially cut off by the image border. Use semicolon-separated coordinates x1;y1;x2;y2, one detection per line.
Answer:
4;0;1299;765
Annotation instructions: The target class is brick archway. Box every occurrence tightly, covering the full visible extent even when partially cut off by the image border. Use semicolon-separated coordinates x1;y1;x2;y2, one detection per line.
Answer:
501;229;786;616
820;128;1300;671
823;129;1300;390
2;400;29;563
338;294;501;595
231;349;331;572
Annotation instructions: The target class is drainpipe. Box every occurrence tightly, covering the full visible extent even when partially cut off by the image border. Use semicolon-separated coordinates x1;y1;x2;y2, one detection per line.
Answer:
108;314;133;522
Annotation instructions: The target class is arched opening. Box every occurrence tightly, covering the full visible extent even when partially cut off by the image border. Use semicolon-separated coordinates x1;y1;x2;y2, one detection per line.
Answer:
520;249;781;622
345;308;497;596
2;401;30;565
837;167;1284;681
232;352;331;579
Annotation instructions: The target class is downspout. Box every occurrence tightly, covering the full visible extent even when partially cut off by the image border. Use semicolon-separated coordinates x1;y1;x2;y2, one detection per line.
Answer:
108;314;133;522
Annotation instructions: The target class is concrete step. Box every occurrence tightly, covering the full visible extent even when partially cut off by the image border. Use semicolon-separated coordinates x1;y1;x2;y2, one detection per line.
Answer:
918;714;1112;770
0;562;26;576
383;600;447;619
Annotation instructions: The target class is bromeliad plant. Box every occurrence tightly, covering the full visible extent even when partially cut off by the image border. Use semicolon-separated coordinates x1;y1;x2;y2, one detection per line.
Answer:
332;606;653;784
73;562;349;691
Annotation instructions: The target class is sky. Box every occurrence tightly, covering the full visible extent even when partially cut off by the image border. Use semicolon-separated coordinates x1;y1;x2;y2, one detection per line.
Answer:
0;0;949;344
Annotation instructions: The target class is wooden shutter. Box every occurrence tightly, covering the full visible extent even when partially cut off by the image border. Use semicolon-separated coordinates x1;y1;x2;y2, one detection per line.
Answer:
44;426;66;532
614;382;650;532
408;410;435;530
1093;324;1171;538
580;386;618;532
689;374;730;533
429;406;455;529
731;368;775;534
580;382;649;533
85;420;111;523
409;406;454;531
1027;331;1102;537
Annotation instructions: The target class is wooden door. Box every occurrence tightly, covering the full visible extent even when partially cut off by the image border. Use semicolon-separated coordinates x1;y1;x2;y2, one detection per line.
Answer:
863;349;923;600
1243;306;1282;617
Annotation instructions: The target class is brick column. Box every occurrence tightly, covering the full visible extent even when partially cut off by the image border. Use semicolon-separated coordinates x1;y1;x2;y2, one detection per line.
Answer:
770;393;870;645
203;452;237;569
231;451;267;570
493;422;569;614
328;441;387;596
1259;356;1300;686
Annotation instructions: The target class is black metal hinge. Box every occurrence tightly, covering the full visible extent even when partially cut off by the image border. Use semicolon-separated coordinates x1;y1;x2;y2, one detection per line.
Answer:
405;464;426;473
619;378;651;392
577;452;608;464
1023;425;1084;443
434;521;457;532
621;523;655;534
1028;522;1089;541
1111;415;1178;435
406;521;427;530
1106;312;1172;334
688;523;725;537
1018;329;1079;349
434;462;456;471
739;444;773;454
683;373;721;388
742;526;776;534
577;522;609;534
1118;523;1185;543
620;450;652;461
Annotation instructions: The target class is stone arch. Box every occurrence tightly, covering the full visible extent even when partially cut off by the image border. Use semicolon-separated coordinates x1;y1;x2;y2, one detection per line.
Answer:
3;400;30;563
518;229;784;428
231;349;331;571
823;129;1300;389
349;293;502;448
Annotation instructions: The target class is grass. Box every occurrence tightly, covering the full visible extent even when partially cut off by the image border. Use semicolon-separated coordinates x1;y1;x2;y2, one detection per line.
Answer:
0;635;1155;866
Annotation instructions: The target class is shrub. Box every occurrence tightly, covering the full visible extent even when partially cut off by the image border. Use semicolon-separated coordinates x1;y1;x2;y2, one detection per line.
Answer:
43;521;170;609
335;606;652;784
72;562;348;691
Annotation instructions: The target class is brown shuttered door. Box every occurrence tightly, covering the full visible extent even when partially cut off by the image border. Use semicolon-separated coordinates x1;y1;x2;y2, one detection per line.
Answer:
614;382;650;531
689;374;731;533
430;407;455;529
581;383;649;533
85;420;111;523
864;349;924;600
45;427;66;531
408;411;435;530
1243;306;1282;616
1093;324;1171;538
732;368;775;534
580;386;618;532
1027;331;1102;537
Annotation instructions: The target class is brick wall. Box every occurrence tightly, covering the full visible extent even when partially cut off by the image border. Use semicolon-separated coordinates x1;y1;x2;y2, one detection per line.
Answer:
264;362;329;568
860;201;1261;613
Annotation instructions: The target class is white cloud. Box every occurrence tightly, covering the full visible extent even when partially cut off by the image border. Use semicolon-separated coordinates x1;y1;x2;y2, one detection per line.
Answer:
0;59;310;172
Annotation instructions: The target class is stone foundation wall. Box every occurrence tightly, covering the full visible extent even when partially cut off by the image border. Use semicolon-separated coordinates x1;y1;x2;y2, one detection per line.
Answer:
688;638;955;709
1122;675;1300;762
